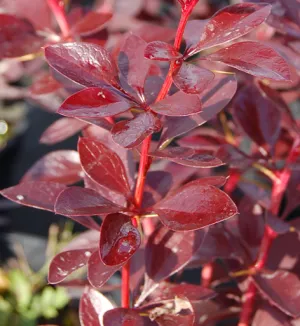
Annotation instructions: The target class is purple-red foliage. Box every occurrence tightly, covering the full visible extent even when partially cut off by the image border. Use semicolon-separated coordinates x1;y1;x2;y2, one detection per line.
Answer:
1;0;300;325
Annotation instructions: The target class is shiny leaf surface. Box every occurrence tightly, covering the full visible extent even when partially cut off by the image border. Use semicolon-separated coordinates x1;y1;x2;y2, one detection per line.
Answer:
58;87;131;118
100;213;141;266
103;308;155;326
205;41;291;81
21;150;81;185
153;183;237;231
150;91;202;116
144;41;181;61
55;187;122;217
78;138;131;196
111;112;161;148
173;63;214;94
45;43;119;87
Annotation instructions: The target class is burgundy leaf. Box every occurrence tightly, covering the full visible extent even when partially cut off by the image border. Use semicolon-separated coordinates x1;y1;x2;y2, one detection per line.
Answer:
0;14;45;59
71;12;112;36
137;227;205;304
150;91;202;116
58;87;132;118
79;287;114;326
99;213;141;266
21;150;82;185
151;147;224;168
253;301;292;326
40;118;87;145
88;251;122;288
155;313;194;326
153;183;237;231
55;187;122;217
111;112;161;148
186;3;272;55
205;41;291;81
254;270;300;318
144;41;182;61
232;84;281;150
183;176;228;188
118;34;152;94
45;43;119;88
183;20;207;51
48;230;99;283
78;137;131;196
149;282;216;303
82;125;135;190
30;73;61;95
173;63;214;94
216;144;254;169
159;74;237;145
49;249;95;284
103;308;156;326
0;181;65;212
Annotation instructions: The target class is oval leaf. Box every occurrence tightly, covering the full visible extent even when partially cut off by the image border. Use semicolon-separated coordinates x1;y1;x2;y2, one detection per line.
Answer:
150;91;202;116
100;213;141;266
111;112;161;148
205;41;291;81
0;181;65;212
103;308;155;326
173;63;214;94
21;150;81;185
151;147;224;168
153;183;237;231
186;3;272;55
88;251;122;288
79;287;114;326
78;137;131;196
40;117;87;145
159;74;237;145
58;87;131;118
55;187;122;217
145;41;182;61
45;43;119;87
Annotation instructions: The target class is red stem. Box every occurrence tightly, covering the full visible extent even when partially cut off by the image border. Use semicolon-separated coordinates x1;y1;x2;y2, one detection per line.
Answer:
47;0;70;38
238;138;300;325
120;4;197;308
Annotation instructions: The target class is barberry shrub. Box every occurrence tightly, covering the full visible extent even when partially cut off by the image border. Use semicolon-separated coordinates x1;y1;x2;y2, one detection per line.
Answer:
1;0;300;325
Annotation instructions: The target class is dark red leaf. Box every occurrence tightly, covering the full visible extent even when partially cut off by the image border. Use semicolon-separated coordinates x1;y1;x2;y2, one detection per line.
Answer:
137;227;205;304
88;251;122;288
232;84;281;150
151;147;224;168
149;282;216;303
144;41;181;61
45;43;119;88
173;63;214;94
0;181;65;212
48;230;99;283
118;34;152;94
49;249;95;284
103;308;156;326
266;212;290;235
182;176;228;188
185;3;271;56
153;183;237;231
155;313;194;326
205;41;291;81
0;14;45;59
30;73;61;95
71;12;112;36
55;187;122;217
159;74;237;146
58;87;132;118
254;270;300;318
253;301;292;326
79;287;114;326
183;20;207;51
150;91;202;116
99;213;141;266
111;112;161;148
216;144;254;169
40;118;87;145
78;138;131;196
21;150;81;185
82;126;135;190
